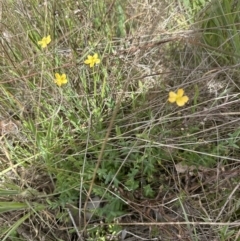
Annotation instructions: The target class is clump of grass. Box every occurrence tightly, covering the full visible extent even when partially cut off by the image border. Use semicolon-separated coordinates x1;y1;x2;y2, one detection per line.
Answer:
0;0;240;240
196;0;240;65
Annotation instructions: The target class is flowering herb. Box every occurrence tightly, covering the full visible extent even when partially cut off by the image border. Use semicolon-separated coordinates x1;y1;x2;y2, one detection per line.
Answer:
54;73;68;87
84;53;100;68
168;89;189;107
38;35;51;48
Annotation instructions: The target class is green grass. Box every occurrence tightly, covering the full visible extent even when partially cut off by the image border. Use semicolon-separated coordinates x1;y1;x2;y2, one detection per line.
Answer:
196;0;240;65
0;0;240;240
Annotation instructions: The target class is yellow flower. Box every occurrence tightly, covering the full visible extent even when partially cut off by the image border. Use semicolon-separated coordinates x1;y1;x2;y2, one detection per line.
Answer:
168;89;189;107
54;73;68;87
84;53;100;68
38;35;51;48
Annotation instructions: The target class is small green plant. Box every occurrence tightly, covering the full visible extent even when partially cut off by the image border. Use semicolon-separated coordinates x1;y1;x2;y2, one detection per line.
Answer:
181;0;210;23
219;225;235;241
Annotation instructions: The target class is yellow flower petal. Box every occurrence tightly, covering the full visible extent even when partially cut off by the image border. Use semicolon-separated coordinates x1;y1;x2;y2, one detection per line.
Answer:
168;91;177;103
95;58;100;64
177;89;184;97
84;56;93;65
176;96;189;106
46;35;51;44
87;55;92;60
84;59;91;64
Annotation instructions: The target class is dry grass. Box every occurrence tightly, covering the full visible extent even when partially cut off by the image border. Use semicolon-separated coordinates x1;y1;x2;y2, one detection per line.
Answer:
0;0;240;240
